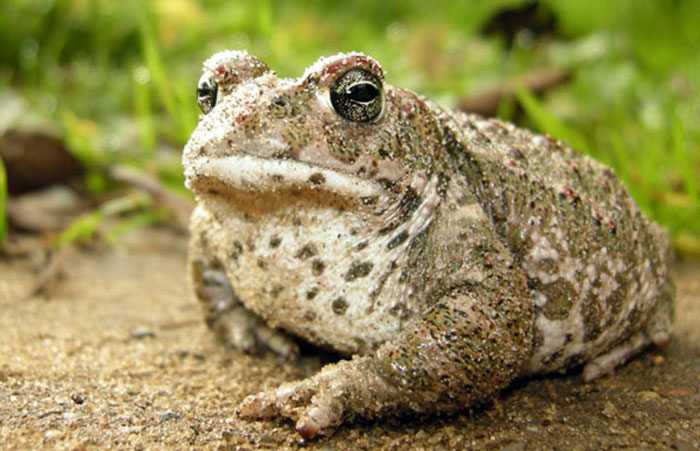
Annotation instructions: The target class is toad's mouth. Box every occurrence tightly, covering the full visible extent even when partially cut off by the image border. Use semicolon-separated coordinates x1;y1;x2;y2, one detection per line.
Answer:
184;154;384;200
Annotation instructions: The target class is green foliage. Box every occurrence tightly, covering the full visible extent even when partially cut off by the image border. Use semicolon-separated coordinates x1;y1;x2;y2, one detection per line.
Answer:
514;86;591;155
1;0;699;250
53;192;155;247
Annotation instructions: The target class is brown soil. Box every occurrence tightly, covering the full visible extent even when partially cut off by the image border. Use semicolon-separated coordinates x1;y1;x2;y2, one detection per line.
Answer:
1;229;698;450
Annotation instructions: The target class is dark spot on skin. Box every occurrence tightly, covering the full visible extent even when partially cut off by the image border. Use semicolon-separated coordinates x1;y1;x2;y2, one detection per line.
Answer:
246;240;255;252
229;241;244;261
559;187;581;206
292;217;302;226
269;236;281;248
509;147;526;160
331;297;348;315
312;259;325;276
345;261;374;281
389;302;411;320
207;188;220;195
270;285;283;298
377;223;397;236
295;244;318;260
309;173;326;185
306;289;318;300
397;187;422;220
526;277;538;291
357;166;367;176
378;188;423;236
257;259;268;270
271;147;296;159
375;178;395;191
387;230;409;250
368;261;398;306
355;240;369;251
304;310;317;321
541;281;576;320
476;131;491;144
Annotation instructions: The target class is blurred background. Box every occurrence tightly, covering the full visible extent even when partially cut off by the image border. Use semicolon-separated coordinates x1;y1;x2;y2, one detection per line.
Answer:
1;0;699;256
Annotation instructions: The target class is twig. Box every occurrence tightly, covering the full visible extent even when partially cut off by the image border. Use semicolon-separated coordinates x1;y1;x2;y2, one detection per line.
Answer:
458;67;571;117
108;165;193;231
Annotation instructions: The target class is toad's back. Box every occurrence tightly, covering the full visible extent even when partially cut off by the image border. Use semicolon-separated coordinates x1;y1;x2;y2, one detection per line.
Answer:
442;111;672;376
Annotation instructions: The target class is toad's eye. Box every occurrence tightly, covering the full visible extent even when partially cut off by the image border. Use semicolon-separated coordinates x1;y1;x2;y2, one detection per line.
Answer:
330;69;383;122
197;73;218;114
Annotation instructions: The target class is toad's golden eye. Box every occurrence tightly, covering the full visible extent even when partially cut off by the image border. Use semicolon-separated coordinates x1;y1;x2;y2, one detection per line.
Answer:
197;72;218;114
330;69;383;122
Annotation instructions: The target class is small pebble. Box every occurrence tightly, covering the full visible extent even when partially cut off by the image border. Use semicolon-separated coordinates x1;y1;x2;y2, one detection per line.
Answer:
601;401;618;419
652;355;664;366
44;430;62;440
130;326;155;339
70;393;85;405
161;411;180;422
638;390;660;402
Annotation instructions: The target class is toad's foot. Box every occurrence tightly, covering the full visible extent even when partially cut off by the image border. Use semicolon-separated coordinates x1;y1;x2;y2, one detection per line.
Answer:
238;284;532;439
237;357;388;439
214;305;300;359
191;257;299;359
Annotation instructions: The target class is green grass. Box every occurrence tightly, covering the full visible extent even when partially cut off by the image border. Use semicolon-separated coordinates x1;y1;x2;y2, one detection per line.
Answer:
1;0;699;252
53;192;159;247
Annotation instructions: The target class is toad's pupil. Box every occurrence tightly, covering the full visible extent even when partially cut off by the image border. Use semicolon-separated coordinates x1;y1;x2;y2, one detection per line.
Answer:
198;84;216;101
197;75;218;113
348;83;378;103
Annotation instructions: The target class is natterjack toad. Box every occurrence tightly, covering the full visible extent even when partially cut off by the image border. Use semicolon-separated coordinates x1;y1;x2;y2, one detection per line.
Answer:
183;50;673;438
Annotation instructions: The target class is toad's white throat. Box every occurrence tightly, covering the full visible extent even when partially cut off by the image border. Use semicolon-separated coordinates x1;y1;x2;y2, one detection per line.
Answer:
190;173;442;354
185;155;383;199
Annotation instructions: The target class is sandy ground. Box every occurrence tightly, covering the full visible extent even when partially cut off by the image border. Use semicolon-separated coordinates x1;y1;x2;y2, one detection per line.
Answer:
1;228;698;450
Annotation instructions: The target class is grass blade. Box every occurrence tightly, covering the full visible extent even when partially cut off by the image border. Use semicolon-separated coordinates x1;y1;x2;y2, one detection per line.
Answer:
514;85;592;156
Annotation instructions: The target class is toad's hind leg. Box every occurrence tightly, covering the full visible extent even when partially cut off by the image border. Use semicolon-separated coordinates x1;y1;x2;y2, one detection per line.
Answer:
582;280;674;382
190;256;299;360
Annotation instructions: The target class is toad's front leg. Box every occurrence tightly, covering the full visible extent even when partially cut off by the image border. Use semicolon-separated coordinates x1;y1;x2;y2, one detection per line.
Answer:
238;281;533;438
